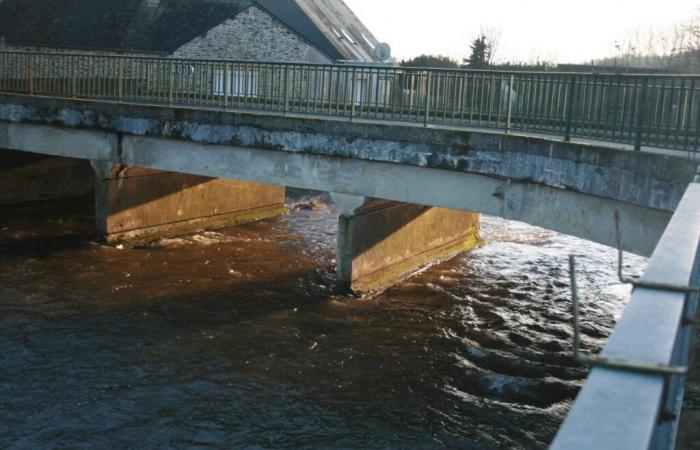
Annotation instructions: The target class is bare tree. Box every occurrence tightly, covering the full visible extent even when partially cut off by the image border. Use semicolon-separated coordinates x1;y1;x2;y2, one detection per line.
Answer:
596;7;700;73
684;7;700;56
480;25;501;65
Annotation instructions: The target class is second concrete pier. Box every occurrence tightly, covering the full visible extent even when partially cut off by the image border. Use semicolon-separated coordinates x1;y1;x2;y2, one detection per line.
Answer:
334;195;481;295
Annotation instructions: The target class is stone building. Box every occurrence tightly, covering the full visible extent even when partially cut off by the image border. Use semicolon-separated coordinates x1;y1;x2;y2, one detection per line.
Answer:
0;0;387;109
0;0;386;244
0;0;381;63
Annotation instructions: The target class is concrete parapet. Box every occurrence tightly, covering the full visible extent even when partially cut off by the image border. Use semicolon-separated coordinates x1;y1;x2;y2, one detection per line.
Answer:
334;195;481;295
92;162;286;245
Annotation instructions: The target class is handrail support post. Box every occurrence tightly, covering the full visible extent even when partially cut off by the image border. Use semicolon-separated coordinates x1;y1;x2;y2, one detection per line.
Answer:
223;63;229;110
350;68;356;121
505;74;514;134
168;61;174;106
634;77;649;151
27;55;34;96
564;75;577;142
284;65;290;115
424;71;432;127
117;57;124;102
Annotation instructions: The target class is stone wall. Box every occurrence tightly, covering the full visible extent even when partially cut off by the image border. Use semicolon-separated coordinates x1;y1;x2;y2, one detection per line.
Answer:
171;5;331;64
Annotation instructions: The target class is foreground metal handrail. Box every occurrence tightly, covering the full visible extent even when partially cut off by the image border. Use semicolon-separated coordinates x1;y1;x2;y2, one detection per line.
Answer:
0;50;698;152
569;254;690;377
551;180;700;450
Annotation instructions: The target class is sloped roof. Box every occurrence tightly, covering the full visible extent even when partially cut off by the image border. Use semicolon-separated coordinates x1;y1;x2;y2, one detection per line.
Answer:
295;0;379;62
260;0;379;62
0;0;252;54
0;0;380;61
257;0;344;61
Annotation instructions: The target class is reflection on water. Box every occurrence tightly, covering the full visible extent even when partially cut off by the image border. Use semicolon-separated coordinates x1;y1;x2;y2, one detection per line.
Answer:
0;194;645;449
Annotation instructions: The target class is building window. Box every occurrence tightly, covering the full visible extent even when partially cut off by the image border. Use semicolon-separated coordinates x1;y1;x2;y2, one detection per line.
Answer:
213;68;259;97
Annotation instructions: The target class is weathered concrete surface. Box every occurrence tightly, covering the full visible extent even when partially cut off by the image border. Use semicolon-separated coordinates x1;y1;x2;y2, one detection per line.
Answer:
0;95;693;212
117;134;672;257
91;163;286;245
0;114;117;160
0;149;93;204
0;95;696;256
335;197;481;294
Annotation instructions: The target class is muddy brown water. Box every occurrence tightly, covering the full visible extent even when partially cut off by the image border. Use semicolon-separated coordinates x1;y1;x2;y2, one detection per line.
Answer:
0;193;644;449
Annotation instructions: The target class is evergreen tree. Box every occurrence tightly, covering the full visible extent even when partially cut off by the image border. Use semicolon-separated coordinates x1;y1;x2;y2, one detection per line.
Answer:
465;34;490;68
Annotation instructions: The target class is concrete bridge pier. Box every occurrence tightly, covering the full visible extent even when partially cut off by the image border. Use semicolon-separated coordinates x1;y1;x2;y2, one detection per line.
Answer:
91;161;286;245
332;194;481;295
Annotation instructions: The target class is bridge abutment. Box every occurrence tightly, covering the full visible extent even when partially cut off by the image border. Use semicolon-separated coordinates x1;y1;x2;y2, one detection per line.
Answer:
91;162;286;245
333;194;481;295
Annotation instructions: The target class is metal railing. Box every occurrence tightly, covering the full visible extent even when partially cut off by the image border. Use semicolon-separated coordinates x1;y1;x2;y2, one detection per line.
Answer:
0;50;698;152
551;177;700;450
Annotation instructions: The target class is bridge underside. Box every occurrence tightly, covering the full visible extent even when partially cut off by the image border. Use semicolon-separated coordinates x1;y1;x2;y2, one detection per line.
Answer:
0;149;93;204
0;95;696;293
0;148;288;245
0;146;482;294
0;118;682;259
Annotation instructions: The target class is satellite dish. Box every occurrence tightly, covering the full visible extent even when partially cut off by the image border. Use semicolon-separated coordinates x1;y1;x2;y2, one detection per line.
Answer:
375;42;392;62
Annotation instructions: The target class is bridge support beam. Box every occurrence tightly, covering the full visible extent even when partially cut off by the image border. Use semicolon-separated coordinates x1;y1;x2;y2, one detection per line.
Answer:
91;162;286;245
333;194;481;295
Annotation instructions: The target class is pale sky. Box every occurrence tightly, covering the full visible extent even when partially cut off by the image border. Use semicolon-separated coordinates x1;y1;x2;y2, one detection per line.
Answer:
344;0;698;63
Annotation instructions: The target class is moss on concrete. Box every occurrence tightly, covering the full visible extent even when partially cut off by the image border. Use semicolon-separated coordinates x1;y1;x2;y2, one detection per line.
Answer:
103;204;287;246
350;220;483;297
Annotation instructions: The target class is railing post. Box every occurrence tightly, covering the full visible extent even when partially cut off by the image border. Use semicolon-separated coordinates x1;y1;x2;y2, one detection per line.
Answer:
166;61;174;106
223;63;229;110
71;56;77;98
117;57;124;102
634;77;649;151
284;65;290;115
424;70;432;127
684;78;695;152
505;74;514;134
27;55;34;96
564;75;577;142
350;67;356;121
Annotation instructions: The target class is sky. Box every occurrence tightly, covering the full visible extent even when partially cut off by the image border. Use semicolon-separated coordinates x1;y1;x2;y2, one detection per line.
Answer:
343;0;698;63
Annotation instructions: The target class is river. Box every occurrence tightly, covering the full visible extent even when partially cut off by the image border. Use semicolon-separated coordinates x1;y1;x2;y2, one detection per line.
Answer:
0;192;645;449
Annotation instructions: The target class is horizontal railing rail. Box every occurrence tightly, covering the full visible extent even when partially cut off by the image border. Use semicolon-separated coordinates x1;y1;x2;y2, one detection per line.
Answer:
0;50;698;152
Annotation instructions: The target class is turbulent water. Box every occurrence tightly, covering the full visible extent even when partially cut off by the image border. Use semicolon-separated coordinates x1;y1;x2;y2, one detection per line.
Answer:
0;193;645;449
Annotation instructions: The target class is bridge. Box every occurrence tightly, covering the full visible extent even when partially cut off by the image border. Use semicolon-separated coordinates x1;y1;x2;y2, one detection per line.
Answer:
0;51;699;449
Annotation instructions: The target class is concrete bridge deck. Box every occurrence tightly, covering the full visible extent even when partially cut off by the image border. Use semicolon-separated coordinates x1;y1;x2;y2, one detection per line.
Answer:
1;93;695;256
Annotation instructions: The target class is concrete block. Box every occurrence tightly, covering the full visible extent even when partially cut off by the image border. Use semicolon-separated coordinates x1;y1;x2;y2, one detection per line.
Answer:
336;199;481;295
93;164;286;245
